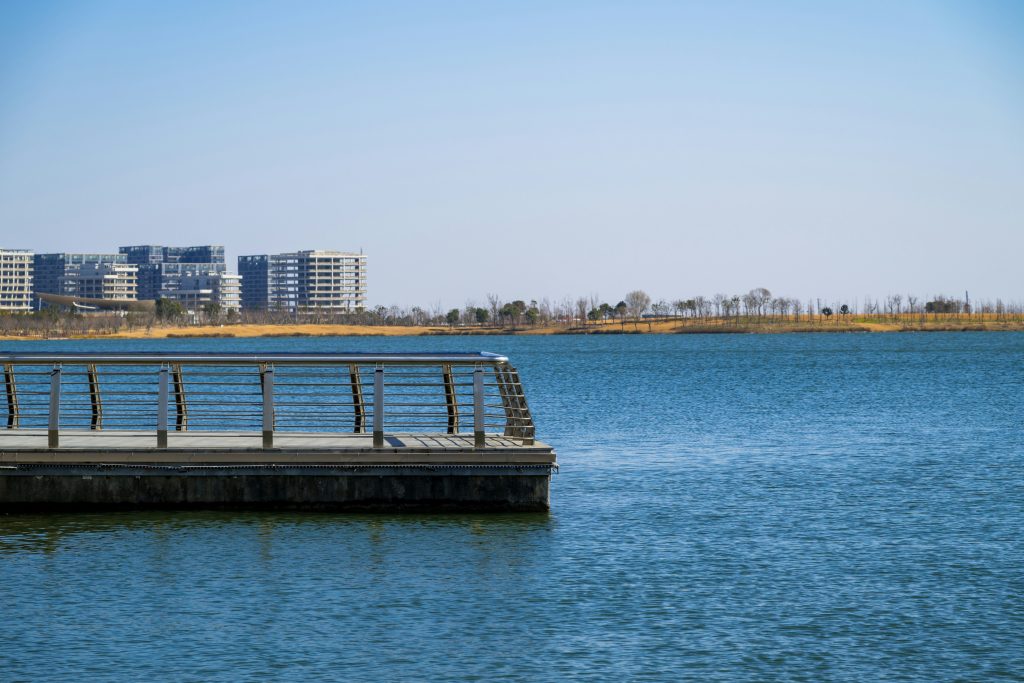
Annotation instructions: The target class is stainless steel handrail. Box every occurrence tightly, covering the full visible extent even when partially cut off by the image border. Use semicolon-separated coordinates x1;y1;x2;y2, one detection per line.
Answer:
0;351;535;449
0;352;509;365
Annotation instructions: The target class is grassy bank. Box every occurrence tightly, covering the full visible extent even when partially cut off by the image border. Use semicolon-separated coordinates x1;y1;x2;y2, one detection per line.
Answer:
2;315;1023;340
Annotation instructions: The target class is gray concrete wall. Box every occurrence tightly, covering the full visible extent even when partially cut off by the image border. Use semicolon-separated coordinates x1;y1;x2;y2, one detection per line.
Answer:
0;465;552;512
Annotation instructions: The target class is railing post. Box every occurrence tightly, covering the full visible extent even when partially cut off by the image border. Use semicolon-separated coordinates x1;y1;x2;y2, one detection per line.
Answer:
3;363;18;429
48;365;61;448
494;365;515;436
473;366;485;448
87;364;102;431
261;364;274;448
443;363;459;434
350;364;364;434
157;365;169;448
172;364;188;431
373;366;384;447
509;368;535;445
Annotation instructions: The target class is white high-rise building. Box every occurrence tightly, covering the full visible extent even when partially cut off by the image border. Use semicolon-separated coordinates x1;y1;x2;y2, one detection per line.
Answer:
239;250;366;313
0;249;34;312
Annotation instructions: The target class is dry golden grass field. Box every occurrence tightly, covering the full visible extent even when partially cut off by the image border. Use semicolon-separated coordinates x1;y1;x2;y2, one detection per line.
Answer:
3;313;1023;340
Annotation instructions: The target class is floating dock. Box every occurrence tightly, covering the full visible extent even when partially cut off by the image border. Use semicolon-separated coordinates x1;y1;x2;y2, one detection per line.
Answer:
0;352;555;511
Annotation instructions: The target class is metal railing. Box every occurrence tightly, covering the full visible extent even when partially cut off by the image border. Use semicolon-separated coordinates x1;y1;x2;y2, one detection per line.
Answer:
0;352;536;448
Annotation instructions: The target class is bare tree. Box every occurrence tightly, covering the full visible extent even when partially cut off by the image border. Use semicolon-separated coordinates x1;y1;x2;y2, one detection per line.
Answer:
539;298;553;326
774;297;790;320
624;290;651;329
743;293;757;317
713;293;726;318
694;296;710;321
673;300;686;319
750;288;772;318
575;297;589;327
486;293;501;327
718;297;730;319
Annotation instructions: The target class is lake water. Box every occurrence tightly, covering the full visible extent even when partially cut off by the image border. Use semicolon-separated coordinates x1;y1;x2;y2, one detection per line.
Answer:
1;333;1022;681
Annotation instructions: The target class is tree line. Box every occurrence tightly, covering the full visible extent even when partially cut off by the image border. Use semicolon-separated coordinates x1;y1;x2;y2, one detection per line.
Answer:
1;288;1023;337
432;289;1024;328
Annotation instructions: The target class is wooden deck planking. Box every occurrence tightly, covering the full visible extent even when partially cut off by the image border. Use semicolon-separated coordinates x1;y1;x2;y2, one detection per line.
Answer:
0;430;555;465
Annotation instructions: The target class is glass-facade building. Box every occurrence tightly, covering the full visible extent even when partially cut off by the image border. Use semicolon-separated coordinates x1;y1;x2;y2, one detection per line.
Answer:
237;251;366;313
120;245;226;300
60;263;138;301
238;255;270;311
32;253;127;308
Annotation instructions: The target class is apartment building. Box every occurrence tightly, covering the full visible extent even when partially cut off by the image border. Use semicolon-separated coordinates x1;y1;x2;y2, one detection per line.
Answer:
297;250;366;312
150;261;228;297
0;249;34;312
33;253;126;308
238;255;270;310
60;263;139;301
160;273;242;314
120;244;226;300
237;250;366;313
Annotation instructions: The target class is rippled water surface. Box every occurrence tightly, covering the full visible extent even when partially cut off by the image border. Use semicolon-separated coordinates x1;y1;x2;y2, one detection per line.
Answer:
1;333;1022;681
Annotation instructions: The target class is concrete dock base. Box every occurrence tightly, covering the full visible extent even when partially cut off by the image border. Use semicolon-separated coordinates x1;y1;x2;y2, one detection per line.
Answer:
0;463;552;511
0;431;556;512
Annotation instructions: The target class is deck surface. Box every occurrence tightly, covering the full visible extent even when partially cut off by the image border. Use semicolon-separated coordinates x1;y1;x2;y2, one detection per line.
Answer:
0;430;555;465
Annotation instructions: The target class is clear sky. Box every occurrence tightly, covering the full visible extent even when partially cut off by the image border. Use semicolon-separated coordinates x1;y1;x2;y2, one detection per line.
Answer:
1;1;1022;309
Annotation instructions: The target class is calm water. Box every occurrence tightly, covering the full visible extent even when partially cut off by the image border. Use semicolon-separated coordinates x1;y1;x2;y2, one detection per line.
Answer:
1;333;1022;681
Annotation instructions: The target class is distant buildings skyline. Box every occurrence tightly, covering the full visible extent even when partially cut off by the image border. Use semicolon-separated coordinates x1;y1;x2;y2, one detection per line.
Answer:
0;244;367;314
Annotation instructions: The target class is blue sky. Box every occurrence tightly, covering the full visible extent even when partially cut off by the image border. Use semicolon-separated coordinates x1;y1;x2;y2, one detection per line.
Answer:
1;1;1022;308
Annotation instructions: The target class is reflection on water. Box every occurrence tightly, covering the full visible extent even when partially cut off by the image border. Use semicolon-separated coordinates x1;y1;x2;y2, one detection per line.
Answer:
0;510;552;557
1;333;1023;681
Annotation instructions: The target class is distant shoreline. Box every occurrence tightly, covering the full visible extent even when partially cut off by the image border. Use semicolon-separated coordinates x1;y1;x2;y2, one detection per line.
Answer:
2;317;1023;341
